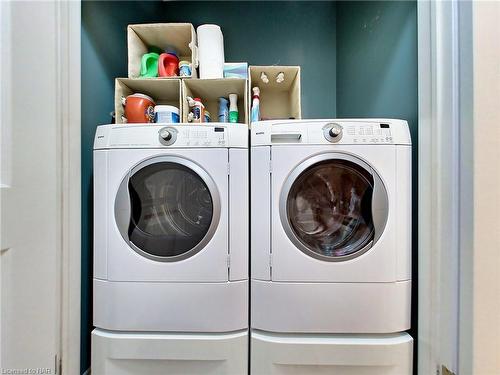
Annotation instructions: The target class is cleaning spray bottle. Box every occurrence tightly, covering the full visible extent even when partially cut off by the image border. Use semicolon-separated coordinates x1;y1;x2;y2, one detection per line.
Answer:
251;87;260;123
218;97;229;122
229;93;238;123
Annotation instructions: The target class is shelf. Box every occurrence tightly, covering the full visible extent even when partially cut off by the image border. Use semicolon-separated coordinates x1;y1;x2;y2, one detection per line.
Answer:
115;78;181;124
182;79;248;124
127;23;198;79
249;66;301;122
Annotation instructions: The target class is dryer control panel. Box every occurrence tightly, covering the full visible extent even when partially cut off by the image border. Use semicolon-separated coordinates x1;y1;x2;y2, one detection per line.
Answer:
94;123;247;149
174;126;227;147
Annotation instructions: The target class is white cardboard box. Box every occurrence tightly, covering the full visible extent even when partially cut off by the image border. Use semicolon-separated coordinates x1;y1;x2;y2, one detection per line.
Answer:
127;23;198;79
249;65;301;121
115;78;181;124
182;78;248;124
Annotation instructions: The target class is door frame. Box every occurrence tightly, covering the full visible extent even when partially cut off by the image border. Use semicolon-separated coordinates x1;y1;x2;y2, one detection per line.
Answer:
58;1;81;374
418;1;461;373
1;1;81;373
415;0;500;374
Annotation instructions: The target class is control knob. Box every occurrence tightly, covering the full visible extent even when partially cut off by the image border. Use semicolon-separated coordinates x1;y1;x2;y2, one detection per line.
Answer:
324;123;343;143
158;127;177;146
159;129;172;141
329;127;341;138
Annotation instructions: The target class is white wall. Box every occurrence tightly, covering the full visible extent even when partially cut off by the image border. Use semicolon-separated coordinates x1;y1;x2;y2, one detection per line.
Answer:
469;2;500;374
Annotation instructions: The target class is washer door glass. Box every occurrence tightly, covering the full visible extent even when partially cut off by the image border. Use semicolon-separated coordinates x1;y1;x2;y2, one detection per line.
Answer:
285;159;377;260
125;160;215;260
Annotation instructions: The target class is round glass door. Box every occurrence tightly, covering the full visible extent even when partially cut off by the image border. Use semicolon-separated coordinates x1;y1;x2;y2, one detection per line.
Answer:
280;154;388;261
115;156;220;261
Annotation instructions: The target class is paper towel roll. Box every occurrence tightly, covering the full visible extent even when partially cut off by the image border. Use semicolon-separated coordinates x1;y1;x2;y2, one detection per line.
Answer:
197;24;225;79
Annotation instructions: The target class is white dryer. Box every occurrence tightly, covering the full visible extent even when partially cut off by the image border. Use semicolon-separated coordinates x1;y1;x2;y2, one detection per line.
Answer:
251;119;412;334
93;123;248;333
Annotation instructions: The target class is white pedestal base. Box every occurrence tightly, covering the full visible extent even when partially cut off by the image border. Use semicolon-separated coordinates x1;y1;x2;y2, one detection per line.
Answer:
251;330;413;375
92;328;248;375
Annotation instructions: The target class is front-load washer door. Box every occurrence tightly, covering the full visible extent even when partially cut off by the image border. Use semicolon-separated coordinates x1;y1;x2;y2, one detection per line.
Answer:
271;145;396;282
282;156;385;262
107;148;229;282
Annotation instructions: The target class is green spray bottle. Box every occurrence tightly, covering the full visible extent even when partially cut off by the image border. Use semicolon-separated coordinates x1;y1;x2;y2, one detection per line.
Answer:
229;93;238;123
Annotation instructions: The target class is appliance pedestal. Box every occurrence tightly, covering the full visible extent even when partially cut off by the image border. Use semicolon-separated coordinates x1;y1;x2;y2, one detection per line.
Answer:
91;328;248;375
251;330;413;375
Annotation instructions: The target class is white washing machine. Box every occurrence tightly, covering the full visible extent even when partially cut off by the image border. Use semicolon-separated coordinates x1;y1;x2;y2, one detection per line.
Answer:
250;119;412;374
92;123;248;374
251;119;411;333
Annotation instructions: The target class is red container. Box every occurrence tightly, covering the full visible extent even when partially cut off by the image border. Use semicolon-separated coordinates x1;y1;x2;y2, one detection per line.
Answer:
158;53;180;77
122;93;155;123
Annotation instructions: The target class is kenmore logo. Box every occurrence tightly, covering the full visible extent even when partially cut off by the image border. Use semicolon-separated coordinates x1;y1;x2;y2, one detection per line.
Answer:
256;132;265;135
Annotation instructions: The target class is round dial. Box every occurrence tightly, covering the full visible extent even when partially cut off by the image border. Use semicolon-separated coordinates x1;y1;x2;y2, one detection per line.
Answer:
158;127;177;146
323;123;343;143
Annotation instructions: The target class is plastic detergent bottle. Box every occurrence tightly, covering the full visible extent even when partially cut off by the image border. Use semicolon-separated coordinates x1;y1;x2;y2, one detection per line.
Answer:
218;97;229;122
251;87;260;122
228;93;238;123
191;97;204;123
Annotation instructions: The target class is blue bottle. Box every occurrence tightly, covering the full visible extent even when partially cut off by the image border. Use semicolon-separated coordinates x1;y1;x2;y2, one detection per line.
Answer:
218;97;229;122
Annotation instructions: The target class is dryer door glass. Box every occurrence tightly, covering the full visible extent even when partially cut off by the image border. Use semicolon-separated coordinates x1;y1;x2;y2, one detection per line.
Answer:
125;160;215;260
285;159;377;261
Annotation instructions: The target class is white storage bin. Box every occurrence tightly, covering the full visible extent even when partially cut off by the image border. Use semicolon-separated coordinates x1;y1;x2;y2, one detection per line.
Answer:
251;331;413;375
127;23;198;79
115;78;181;124
249;66;301;121
91;329;248;375
182;78;248;124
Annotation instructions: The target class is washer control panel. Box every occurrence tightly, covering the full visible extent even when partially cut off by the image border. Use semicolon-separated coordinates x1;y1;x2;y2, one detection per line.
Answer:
251;119;410;146
343;123;393;144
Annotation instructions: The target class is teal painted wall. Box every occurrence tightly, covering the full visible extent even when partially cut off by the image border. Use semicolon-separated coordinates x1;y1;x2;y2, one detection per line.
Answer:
81;1;417;373
336;2;418;372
